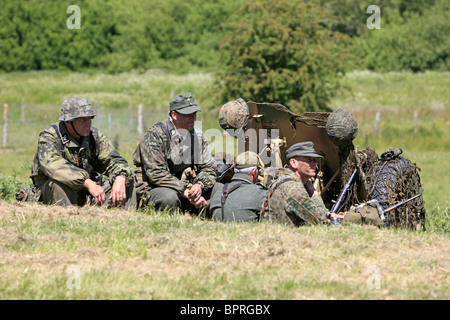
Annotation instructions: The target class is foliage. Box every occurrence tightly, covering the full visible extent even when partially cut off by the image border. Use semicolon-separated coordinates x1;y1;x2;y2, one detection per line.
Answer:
0;0;243;74
1;0;448;75
0;172;31;200
356;0;449;72
0;0;117;72
215;0;358;113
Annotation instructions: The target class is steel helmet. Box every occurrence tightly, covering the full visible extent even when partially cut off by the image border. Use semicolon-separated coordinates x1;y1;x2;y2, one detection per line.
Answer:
59;97;97;122
326;108;358;146
219;98;250;131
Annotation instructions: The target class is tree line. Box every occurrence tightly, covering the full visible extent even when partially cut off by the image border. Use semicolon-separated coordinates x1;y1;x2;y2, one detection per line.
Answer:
1;0;448;112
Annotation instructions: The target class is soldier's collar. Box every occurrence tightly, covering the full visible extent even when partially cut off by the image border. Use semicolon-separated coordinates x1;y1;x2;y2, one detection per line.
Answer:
59;121;88;148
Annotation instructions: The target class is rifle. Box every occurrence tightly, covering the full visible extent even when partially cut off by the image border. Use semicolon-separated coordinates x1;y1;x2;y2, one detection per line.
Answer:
330;165;359;214
354;194;421;222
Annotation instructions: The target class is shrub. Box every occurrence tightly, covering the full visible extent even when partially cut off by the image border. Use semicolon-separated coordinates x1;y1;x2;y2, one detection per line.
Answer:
215;0;358;113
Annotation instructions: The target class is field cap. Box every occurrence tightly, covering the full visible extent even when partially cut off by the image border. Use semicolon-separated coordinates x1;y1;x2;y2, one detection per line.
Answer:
285;142;323;161
235;151;264;169
59;97;96;122
169;93;201;114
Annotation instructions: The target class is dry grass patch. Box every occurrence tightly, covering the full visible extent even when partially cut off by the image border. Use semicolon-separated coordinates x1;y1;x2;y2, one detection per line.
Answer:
0;200;449;299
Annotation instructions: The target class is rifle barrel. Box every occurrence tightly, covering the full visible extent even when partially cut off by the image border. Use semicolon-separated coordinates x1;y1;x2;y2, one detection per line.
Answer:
383;194;421;213
330;165;359;214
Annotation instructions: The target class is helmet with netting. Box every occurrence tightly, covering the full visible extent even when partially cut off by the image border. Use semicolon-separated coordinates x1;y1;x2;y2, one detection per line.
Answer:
326;108;358;146
219;98;250;132
59;97;97;122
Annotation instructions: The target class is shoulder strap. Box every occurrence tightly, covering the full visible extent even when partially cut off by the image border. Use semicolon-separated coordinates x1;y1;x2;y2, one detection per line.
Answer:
51;124;66;158
155;122;170;158
220;182;244;221
88;127;99;157
258;177;295;217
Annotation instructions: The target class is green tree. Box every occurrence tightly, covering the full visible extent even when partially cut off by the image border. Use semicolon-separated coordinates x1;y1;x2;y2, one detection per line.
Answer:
357;0;449;72
215;0;357;113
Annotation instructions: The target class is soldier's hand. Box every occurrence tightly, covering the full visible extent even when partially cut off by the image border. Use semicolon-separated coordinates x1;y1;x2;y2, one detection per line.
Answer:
188;183;203;202
83;178;106;205
110;175;127;206
192;196;207;209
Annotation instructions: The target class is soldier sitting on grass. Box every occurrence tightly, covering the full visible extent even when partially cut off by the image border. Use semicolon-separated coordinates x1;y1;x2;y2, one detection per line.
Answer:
26;97;136;210
133;93;216;213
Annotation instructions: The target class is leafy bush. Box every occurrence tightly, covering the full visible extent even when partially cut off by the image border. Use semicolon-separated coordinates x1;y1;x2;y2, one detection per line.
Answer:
356;0;449;72
214;0;358;113
0;173;31;200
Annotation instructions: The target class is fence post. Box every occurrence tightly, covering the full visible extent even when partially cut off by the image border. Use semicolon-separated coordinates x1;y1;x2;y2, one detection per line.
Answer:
129;105;133;132
3;104;8;147
137;104;144;138
414;110;418;134
374;112;380;134
21;100;25;125
108;112;112;137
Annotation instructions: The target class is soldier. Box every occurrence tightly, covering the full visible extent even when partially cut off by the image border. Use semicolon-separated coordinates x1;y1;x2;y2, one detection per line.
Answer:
133;93;216;213
30;97;136;209
208;151;267;222
260;141;344;226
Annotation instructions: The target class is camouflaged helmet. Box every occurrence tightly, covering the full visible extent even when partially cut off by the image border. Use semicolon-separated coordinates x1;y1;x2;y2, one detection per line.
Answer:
219;98;250;132
59;97;97;122
326;108;358;146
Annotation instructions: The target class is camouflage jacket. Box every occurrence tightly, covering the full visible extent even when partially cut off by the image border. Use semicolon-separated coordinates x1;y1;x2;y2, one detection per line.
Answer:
133;118;216;195
31;122;134;190
261;170;328;226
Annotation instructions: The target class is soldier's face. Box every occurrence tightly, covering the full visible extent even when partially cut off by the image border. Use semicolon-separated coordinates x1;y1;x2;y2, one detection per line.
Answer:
72;117;92;137
291;156;318;181
172;111;197;131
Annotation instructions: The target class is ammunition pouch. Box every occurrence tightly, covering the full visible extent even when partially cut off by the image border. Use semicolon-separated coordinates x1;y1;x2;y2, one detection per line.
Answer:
342;204;383;227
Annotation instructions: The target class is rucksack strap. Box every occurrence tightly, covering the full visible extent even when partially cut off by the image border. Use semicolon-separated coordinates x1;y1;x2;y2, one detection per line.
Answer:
259;177;294;217
220;182;244;221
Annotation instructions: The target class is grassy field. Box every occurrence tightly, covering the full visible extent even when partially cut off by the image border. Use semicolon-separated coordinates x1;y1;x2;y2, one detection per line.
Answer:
0;70;449;300
1;201;449;300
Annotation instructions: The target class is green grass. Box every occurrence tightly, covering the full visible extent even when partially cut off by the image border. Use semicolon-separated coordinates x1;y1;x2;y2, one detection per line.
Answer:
0;70;449;300
1;203;449;300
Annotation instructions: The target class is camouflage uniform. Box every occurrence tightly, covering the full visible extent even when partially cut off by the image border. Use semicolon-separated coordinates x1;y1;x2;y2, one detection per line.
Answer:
133;111;216;211
260;170;328;226
30;97;136;209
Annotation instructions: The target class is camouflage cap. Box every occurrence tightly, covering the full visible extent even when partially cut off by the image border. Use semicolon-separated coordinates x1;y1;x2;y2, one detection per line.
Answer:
219;98;250;131
59;97;97;122
285;142;323;161
235;151;264;169
326;108;358;146
169;93;201;115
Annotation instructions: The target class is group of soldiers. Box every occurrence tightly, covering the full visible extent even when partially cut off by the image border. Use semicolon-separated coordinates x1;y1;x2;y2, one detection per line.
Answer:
23;93;354;227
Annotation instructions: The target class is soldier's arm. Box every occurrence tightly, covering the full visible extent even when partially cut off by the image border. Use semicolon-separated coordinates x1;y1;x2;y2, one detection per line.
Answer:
37;130;89;190
193;134;217;191
141;130;187;195
92;130;134;185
